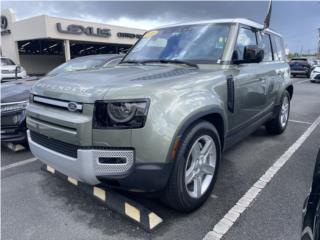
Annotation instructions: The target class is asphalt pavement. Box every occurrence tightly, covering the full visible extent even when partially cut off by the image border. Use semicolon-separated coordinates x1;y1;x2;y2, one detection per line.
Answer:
1;77;320;240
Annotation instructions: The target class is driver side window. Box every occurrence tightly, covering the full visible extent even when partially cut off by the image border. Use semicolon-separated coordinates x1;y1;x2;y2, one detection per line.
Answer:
233;27;257;61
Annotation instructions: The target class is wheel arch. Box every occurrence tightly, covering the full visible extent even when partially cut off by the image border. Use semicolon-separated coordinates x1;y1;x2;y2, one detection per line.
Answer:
286;85;294;100
166;107;226;163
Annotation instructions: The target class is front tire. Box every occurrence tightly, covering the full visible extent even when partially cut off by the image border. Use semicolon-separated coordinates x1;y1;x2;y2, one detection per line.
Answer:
265;91;290;134
162;121;221;212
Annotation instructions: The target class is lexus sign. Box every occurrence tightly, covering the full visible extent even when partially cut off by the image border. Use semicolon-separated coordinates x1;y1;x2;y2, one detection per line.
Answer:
56;23;111;38
1;16;11;36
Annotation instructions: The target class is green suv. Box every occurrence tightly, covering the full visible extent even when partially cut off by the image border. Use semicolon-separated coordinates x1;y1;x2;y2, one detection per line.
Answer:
27;19;293;212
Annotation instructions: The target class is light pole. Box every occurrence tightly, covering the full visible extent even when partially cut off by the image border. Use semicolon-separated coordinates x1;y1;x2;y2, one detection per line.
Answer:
318;28;320;59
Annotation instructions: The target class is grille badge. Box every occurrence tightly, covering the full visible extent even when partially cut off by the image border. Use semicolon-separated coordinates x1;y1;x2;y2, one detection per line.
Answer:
67;102;78;112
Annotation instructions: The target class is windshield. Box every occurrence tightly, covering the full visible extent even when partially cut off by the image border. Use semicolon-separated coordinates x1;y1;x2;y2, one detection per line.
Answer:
123;23;230;64
47;57;109;76
1;58;15;66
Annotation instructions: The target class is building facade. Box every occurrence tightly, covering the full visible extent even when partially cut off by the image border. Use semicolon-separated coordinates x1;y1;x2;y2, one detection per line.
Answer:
1;9;145;75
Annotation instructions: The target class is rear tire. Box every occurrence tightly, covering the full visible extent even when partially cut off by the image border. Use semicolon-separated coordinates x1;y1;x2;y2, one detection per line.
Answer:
265;91;290;135
162;121;221;212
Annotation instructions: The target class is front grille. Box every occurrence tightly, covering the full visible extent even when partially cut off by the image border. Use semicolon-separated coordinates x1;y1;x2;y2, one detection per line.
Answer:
33;95;83;112
30;131;78;158
30;131;133;159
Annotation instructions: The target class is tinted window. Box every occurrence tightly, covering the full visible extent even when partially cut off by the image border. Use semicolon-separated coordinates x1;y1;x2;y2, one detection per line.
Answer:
272;35;286;61
234;27;257;61
258;33;273;62
1;58;15;66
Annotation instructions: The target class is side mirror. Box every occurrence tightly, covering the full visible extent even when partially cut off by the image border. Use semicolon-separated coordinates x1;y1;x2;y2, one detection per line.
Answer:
234;45;264;64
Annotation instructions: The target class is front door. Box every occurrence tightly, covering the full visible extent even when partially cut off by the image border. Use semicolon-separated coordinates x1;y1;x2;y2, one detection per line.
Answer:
227;27;270;133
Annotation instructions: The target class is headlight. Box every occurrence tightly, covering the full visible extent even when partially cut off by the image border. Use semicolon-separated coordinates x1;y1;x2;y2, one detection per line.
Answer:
0;101;29;115
93;99;150;129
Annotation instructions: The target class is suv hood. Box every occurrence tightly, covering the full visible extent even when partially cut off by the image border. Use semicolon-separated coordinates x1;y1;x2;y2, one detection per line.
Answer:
31;65;207;103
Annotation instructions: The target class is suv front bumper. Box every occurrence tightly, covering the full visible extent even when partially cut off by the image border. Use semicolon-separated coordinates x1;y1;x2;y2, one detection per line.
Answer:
28;130;134;185
28;130;173;191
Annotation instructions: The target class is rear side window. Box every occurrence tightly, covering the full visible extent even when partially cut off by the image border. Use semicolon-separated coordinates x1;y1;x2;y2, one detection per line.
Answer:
234;27;257;61
258;33;273;62
272;35;286;61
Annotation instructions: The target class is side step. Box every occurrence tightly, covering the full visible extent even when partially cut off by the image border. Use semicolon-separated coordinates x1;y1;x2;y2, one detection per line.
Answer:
41;164;163;232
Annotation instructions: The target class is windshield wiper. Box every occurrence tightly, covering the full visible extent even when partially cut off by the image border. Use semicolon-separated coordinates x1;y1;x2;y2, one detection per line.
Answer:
120;60;145;65
140;59;198;69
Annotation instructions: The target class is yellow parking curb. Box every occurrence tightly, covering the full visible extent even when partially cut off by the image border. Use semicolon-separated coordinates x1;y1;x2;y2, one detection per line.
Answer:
93;187;106;201
41;164;163;231
125;202;141;222
67;177;78;186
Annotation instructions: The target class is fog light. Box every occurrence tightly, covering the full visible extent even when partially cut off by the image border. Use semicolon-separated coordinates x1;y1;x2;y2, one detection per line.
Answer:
98;157;127;164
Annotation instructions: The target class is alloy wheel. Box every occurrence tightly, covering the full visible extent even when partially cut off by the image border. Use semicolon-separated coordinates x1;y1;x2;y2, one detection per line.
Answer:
184;135;217;199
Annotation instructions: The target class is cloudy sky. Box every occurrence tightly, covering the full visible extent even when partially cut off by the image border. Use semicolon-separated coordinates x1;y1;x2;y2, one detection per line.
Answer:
2;1;319;53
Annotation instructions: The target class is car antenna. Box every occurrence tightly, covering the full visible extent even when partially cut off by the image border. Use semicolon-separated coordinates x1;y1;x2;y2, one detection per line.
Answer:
262;0;272;31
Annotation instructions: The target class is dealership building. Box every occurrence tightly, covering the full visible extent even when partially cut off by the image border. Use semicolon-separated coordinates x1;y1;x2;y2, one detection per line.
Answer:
1;9;145;75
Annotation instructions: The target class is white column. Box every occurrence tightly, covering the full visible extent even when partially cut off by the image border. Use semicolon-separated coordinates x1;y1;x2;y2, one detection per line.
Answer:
1;9;20;64
64;39;71;61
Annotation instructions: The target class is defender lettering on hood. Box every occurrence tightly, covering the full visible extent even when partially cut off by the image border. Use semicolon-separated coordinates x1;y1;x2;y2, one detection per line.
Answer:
35;82;89;95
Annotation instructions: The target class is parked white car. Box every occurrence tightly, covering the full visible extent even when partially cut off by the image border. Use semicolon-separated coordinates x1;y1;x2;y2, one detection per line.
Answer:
311;66;320;83
1;57;27;81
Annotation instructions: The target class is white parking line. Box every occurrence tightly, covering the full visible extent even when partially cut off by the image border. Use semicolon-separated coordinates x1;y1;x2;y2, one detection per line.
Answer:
1;157;38;171
289;119;313;125
295;79;310;84
203;114;320;240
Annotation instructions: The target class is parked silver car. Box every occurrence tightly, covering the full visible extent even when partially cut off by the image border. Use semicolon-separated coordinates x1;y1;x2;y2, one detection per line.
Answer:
27;18;293;212
1;57;27;81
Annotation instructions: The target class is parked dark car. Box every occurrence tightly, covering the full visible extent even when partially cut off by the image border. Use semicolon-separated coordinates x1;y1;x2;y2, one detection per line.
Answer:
302;149;320;240
1;54;123;146
290;58;312;78
1;79;36;146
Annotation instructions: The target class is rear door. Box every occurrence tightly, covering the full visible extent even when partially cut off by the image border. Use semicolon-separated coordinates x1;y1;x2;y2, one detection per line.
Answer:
256;32;279;109
270;34;288;101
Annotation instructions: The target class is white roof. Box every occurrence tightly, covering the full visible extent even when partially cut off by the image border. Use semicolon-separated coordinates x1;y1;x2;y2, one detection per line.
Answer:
156;18;281;36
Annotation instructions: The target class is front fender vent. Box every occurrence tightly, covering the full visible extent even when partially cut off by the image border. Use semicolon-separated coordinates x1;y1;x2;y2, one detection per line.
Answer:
227;75;235;113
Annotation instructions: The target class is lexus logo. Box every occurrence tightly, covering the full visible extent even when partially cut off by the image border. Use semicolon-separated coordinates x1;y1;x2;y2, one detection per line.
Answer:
1;16;11;36
57;23;111;38
67;102;78;112
1;16;8;30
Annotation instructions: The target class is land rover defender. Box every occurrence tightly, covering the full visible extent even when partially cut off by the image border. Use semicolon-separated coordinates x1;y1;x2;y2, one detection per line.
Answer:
27;19;293;212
